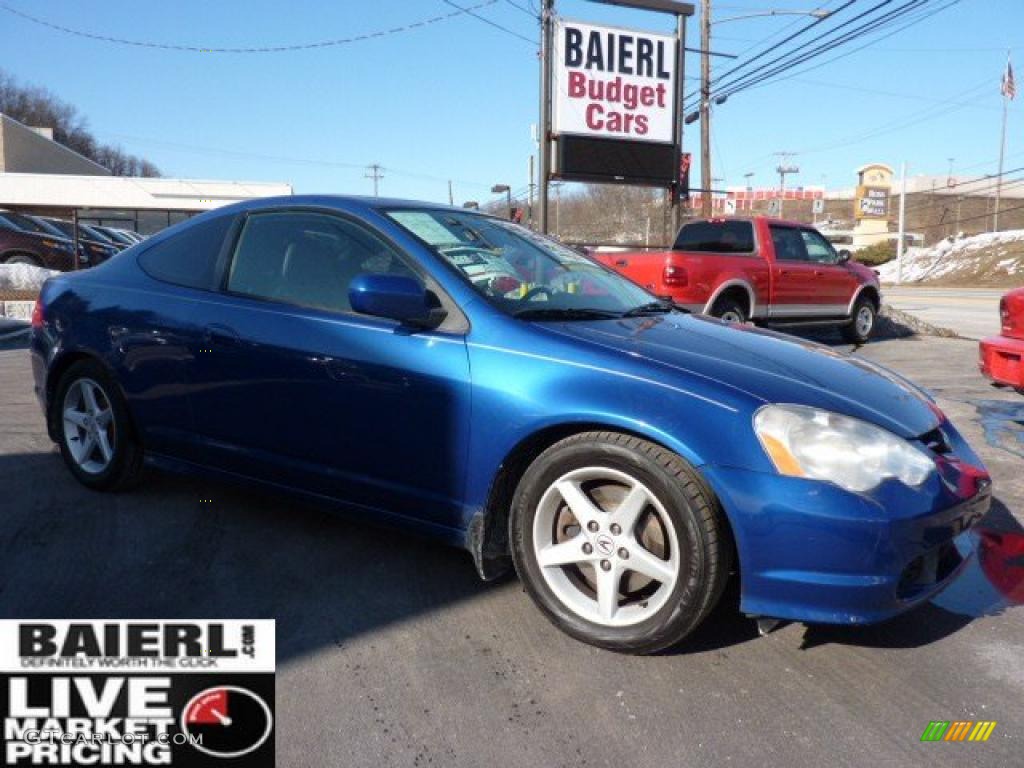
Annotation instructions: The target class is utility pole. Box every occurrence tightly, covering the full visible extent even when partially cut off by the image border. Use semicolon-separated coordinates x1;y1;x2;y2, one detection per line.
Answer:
896;161;907;284
365;164;384;197
538;0;554;233
743;171;754;191
448;180;454;206
994;51;1013;232
774;152;798;217
699;0;712;217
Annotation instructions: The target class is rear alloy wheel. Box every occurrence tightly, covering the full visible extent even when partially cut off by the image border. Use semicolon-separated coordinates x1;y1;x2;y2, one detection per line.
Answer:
55;360;143;490
511;432;731;654
842;296;877;344
710;297;747;324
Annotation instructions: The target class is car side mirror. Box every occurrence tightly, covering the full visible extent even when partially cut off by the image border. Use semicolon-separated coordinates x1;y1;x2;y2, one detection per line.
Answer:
349;273;447;329
837;249;851;263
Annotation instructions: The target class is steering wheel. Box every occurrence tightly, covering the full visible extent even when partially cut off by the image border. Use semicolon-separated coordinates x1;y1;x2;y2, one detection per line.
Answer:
522;285;553;301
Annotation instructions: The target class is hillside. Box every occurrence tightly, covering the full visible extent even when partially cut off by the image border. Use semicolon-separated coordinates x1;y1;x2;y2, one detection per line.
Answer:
877;229;1024;286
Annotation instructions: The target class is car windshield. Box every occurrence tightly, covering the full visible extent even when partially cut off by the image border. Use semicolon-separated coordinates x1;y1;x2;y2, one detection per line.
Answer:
0;212;51;234
386;209;661;319
26;216;68;238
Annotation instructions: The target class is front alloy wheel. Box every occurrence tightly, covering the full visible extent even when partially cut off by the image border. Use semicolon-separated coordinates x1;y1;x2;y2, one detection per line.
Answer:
533;467;680;626
511;432;732;654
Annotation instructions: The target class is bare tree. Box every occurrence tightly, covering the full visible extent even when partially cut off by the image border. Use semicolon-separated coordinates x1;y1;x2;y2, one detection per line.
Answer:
0;68;160;177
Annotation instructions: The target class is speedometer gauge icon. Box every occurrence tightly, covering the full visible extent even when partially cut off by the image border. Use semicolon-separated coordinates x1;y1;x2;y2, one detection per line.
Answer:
182;686;273;759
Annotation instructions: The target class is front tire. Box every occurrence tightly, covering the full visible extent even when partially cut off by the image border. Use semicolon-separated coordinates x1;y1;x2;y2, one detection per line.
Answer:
54;360;143;491
842;296;877;344
510;432;732;654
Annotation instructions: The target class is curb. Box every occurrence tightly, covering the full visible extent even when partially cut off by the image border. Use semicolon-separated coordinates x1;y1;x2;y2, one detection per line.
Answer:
878;304;961;339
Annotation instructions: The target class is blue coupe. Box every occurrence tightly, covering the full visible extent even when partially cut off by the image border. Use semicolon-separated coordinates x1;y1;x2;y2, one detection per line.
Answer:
31;196;992;653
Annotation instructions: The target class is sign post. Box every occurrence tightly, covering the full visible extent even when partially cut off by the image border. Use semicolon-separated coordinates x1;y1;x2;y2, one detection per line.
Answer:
537;0;695;236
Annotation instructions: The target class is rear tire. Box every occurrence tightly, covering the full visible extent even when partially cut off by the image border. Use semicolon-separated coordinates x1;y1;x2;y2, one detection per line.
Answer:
842;296;877;344
510;431;732;654
709;296;747;324
54;359;143;491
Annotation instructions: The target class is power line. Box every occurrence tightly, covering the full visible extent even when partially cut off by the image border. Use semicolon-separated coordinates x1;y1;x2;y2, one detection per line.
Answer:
441;0;536;45
105;133;498;190
0;0;503;53
716;0;963;102
706;0;938;106
503;0;539;19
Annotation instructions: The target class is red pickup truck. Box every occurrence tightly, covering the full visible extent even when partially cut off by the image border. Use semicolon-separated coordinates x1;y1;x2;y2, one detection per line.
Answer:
593;216;882;343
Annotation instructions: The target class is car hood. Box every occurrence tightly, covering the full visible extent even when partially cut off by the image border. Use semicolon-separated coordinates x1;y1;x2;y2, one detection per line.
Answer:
542;313;940;439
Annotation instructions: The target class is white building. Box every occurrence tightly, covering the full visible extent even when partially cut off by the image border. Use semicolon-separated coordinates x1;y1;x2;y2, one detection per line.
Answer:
0;112;292;234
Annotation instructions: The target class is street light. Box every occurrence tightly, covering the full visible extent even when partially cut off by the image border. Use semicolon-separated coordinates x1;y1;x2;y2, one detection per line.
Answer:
491;184;512;220
694;6;832;216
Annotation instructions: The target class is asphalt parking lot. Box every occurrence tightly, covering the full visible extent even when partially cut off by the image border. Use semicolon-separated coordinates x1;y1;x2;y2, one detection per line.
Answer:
1;330;1022;768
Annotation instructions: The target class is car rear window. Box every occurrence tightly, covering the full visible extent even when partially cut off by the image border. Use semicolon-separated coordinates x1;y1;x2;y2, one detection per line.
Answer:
138;215;234;290
673;220;755;253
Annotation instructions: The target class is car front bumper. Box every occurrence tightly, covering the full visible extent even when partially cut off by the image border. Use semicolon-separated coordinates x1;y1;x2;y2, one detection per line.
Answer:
979;334;1024;389
703;446;991;625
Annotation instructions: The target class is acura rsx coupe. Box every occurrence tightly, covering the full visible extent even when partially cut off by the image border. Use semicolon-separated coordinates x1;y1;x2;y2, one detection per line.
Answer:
31;196;992;653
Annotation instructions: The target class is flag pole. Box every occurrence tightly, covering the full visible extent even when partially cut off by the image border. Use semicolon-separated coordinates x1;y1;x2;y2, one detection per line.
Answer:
994;51;1012;232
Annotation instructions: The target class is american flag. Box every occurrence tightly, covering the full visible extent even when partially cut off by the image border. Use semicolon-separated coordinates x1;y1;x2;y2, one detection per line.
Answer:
1002;57;1016;100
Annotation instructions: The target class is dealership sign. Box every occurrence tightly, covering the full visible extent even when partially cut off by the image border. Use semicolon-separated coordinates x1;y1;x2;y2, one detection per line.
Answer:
856;185;890;219
553;20;677;144
0;620;275;767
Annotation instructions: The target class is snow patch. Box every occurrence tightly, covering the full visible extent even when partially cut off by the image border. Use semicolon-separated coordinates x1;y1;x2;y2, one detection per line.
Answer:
878;229;1024;284
0;263;59;292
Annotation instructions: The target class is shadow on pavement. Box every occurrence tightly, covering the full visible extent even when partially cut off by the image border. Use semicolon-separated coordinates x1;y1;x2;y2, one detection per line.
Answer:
0;450;507;665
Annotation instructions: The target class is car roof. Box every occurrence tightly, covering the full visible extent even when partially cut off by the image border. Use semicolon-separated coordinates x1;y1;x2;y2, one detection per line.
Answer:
213;194;473;217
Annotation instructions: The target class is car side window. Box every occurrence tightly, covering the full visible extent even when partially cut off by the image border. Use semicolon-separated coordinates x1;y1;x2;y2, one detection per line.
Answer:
769;226;808;262
226;211;417;314
138;215;234;290
800;230;839;265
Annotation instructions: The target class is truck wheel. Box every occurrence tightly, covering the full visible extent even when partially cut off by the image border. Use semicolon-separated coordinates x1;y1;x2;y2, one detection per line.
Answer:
710;297;747;324
842;297;876;344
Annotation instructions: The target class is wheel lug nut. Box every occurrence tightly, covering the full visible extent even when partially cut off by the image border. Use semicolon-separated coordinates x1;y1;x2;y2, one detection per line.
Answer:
610;523;621;535
600;559;611;571
587;521;599;533
618;547;629;559
582;542;593;555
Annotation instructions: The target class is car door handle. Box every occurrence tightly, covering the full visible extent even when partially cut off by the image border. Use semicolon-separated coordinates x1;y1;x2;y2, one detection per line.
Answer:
615;259;629;267
814;270;825;277
203;324;240;346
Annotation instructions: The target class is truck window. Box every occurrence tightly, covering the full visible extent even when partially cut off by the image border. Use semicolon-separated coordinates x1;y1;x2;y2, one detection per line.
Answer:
769;226;808;262
800;229;840;265
673;220;754;253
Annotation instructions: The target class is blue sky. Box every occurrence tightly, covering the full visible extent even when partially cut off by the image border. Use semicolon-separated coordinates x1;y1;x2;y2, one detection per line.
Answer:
0;0;1019;206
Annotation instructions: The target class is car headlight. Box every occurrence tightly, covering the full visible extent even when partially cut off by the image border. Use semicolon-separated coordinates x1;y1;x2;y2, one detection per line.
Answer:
753;404;935;493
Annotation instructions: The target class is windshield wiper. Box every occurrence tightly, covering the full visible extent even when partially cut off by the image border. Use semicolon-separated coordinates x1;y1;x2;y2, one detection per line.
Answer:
620;300;680;318
513;307;621;321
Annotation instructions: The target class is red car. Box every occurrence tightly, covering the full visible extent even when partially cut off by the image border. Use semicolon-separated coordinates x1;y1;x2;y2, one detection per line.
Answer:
593;216;882;343
979;287;1024;392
